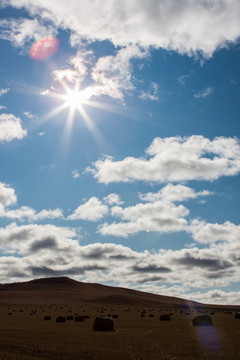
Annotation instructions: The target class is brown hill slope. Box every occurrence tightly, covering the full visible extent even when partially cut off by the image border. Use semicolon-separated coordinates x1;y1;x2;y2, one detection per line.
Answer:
0;276;238;310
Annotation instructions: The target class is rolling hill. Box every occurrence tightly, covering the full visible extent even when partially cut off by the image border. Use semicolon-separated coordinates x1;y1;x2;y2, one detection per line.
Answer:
0;276;238;310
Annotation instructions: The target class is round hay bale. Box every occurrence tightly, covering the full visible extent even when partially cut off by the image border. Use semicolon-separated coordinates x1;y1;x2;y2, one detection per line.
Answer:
235;312;240;319
160;314;171;321
44;315;51;320
112;314;118;319
75;315;84;322
192;315;213;326
56;316;66;323
93;316;114;331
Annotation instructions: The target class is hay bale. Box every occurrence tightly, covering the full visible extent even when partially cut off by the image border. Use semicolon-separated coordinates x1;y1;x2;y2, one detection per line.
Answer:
235;312;240;319
192;315;213;326
93;317;114;331
75;315;84;322
56;316;66;323
149;314;154;318
160;314;171;321
44;315;51;320
112;314;118;319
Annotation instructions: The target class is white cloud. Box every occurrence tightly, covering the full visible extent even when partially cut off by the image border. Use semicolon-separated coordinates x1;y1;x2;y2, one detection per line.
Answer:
0;183;63;222
178;74;190;86
0;17;56;49
138;183;212;203
23;111;35;119
188;219;240;260
89;45;148;100
88;135;240;184
103;193;124;206
0;221;239;303
0;105;7;110
52;50;92;86
68;197;108;221
194;86;214;98
52;45;148;101
0;88;9;97
99;184;211;238
0;113;27;142
2;206;63;222
140;82;159;101
71;169;81;179
0;183;17;210
187;289;240;305
99;197;191;239
3;0;240;58
40;89;49;96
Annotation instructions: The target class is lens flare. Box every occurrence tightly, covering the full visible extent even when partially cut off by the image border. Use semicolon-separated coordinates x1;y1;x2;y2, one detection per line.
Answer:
30;36;59;60
196;326;221;352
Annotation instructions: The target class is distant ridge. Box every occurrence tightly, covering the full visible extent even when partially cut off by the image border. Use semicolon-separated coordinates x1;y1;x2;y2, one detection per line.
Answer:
0;276;238;310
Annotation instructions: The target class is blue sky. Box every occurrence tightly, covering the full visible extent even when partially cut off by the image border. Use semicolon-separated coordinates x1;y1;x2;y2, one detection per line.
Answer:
0;0;240;304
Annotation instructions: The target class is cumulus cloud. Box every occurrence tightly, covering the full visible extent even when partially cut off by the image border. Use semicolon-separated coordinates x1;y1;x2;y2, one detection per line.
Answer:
0;221;239;303
187;289;240;305
0;113;27;142
138;183;212;203
89;45;148;100
0;183;63;222
103;193;124;206
188;219;240;262
3;0;240;57
0;183;17;210
68;197;108;221
98;184;211;238
1;205;63;222
88;135;240;184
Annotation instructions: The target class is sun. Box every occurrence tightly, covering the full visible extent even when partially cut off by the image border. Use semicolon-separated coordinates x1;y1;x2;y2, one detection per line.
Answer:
63;87;87;110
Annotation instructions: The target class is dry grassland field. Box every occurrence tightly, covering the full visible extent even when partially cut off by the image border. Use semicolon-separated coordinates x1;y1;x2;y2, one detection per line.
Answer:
0;303;240;360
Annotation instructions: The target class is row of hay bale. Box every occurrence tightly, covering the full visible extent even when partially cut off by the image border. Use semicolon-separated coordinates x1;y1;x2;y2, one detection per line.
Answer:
44;314;91;322
51;314;219;330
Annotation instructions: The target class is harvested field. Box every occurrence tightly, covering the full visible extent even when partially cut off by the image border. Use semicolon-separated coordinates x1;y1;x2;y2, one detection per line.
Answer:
0;278;239;359
0;303;240;360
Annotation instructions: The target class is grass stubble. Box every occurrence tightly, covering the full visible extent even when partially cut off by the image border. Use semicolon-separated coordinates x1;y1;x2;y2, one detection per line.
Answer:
0;303;239;360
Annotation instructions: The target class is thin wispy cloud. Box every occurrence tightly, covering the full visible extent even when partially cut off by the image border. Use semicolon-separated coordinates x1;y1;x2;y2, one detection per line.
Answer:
140;82;159;101
71;169;81;179
194;86;214;98
0;88;9;97
178;75;190;86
